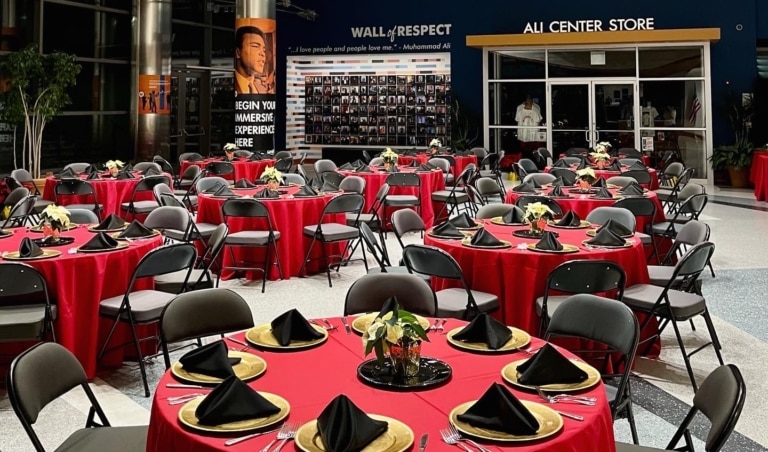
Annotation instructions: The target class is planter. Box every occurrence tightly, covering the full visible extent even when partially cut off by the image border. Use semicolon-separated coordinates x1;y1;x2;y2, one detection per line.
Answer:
388;339;421;378
727;166;750;188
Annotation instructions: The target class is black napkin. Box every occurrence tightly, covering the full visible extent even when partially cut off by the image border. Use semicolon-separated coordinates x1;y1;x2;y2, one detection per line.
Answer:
339;162;355;170
607;161;622;172
586;228;626;247
517;343;589;386
248;153;263;161
501;206;526;224
591;177;607;188
317;395;389;452
355;165;373;173
351;159;366;167
592;187;614;199
308;176;322;191
620;182;645;196
534;231;563;251
187;154;204;162
294;185;318;197
597;219;634;237
513;182;536;193
576;159;589;170
255;188;279;199
456;383;539;436
123;163;134;172
116;220;155;238
555;210;581;227
19;237;43;258
321;181;340;192
452;313;512;350
449;212;475;229
80;231;119;251
195;375;280;426
57;167;78;179
270;308;324;346
203;183;227;194
470;228;504;247
234;178;257;188
86;170;99;180
628;161;647;170
431;221;465;238
549;185;567;198
116;170;135;180
179;341;241;379
551;176;567;187
213;185;236;197
93;214;126;231
143;166;163;176
552;159;569;168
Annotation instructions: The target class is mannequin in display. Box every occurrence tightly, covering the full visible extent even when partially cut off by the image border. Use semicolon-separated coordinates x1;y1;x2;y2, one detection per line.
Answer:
515;95;542;143
663;105;677;126
641;102;659;127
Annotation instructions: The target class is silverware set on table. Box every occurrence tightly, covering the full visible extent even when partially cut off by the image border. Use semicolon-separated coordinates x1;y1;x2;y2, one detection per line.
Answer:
225;421;298;449
430;318;447;333
308;318;337;331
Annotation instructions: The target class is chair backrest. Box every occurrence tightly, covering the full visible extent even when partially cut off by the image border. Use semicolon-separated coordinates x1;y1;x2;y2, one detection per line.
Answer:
134;162;162;173
474;177;503;197
234;150;253;158
619;148;642;158
144;206;191;240
391;208;425;248
618;158;642;166
205;161;234;176
559;156;582;166
385;172;420;187
66;208;99;224
133;175;172;194
274;157;293;172
4;186;30;206
344;273;438;316
368;183;390;214
677;183;705;200
469;147;488;158
196;176;228;193
180;164;202;180
282;173;305;185
544;260;626;300
369;157;384;166
159;193;186;209
153;155;175;174
338;175;366;194
178;152;203;164
222;198;271;222
515;195;563;218
549;168;577;185
690;364;746;451
480;153;500;171
152;183;175;203
612;197;657;224
518;158;538;173
402;244;464;280
63;162;90;173
54;179;96;198
663;161;685;178
2;195;37;228
274;150;293;160
523;173;556;186
674;220;709;247
321;171;345;187
0;263;51;313
606;176;637;188
621;169;652;185
475;203;518;220
668;241;715;287
10;168;34;185
132;243;197;283
428;157;450;173
314;159;337;174
322;193;364;215
585;207;636;231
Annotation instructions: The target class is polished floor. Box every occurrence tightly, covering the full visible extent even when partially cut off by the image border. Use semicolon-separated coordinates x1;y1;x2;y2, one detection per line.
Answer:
0;182;766;452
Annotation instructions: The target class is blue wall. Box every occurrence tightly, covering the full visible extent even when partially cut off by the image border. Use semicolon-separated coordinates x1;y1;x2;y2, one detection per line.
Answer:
276;0;759;149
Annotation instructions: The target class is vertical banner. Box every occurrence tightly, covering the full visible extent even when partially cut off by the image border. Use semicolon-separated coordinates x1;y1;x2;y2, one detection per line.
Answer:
137;74;171;115
234;17;276;151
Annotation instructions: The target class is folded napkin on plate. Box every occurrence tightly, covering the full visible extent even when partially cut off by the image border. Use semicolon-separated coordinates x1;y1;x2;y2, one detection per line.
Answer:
597;219;634;237
456;383;539;435
470;228;504;247
80;231;119;251
143;166;163;176
550;176;567;187
449;212;475;229
317;394;389;452
234;178;257;188
355;165;373;173
534;231;563;251
591;177;607;188
529;178;542;189
255;188;279;199
351;159;367;168
576;159;589;170
628;161;647;170
607;161;622;172
123;163;134;173
93;214;126;230
416;164;434;172
270;308;325;346
549;185;567;197
116;170;135;180
294;185;318;197
516;343;589;386
552;159;569;168
501;206;526;224
213;185;237;197
431;221;465;238
321;181;340;192
555;210;581;227
19;237;44;258
179;340;240;379
57;167;78;179
592;186;614;199
86;170;99;180
512;182;537;193
308;176;322;191
586;228;626;247
452;313;512;350
116;220;155;239
620;182;645;196
338;162;355;170
195;375;281;426
248;153;263;161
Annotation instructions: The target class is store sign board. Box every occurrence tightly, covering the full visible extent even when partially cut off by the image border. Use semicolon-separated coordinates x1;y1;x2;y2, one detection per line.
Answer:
523;18;655;34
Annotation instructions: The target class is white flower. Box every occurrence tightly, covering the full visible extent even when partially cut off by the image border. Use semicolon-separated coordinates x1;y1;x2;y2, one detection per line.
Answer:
105;160;124;170
381;147;399;164
429;138;442;148
593;141;612;156
576;168;596;179
385;323;404;344
260;166;283;182
41;204;71;227
223;143;238;151
523;202;555;222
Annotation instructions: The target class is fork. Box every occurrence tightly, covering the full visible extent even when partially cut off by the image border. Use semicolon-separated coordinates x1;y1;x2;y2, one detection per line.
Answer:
437;319;447;334
225;425;283;447
439;428;472;451
272;422;298;452
447;424;492;452
536;387;595;406
322;318;337;331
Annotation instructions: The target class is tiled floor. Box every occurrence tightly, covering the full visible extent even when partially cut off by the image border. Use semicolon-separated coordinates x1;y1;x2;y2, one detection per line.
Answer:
1;179;767;451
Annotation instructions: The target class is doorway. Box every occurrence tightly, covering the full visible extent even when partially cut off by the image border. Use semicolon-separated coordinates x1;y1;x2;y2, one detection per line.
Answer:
170;69;210;161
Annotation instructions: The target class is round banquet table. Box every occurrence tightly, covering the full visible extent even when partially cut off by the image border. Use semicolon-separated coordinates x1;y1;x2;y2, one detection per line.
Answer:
180;158;277;182
749;150;768;201
545;166;659;190
557;153;652;168
338;167;446;228
42;174;170;220
397;153;478;177
147;317;616;452
195;185;346;281
0;226;162;378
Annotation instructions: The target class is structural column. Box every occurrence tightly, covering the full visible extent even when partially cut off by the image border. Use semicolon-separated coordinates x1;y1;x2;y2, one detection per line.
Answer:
132;0;171;161
1;0;18;51
234;0;276;151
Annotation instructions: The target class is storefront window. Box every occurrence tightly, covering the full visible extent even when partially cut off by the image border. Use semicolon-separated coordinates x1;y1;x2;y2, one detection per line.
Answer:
548;49;636;78
639;47;703;78
490;51;546;80
639;80;705;128
488;82;546;126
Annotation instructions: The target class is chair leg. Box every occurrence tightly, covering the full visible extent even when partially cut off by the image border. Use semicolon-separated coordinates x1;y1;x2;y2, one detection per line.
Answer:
319;239;332;287
702;310;725;362
125;310;151;397
272;241;284;280
707;260;716;278
670;318;698;391
298;236;317;277
262;243;271;293
360;239;369;273
626;398;639;445
98;312;123;361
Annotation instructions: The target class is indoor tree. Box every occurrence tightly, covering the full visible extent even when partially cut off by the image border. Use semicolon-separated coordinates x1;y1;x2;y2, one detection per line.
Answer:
0;45;81;177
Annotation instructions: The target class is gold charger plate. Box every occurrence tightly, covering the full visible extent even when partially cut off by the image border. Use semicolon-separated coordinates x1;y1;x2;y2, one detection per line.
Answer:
88;224;127;233
77;242;130;253
446;326;531;353
351;312;431;335
586;229;633;239
460;238;512;250
110;229;161;241
171;350;267;384
0;229;13;238
295;415;414;452
245;323;328;350
489;217;525;227
177;392;290;433
426;230;472;240
525;243;579;254
29;223;78;232
581;239;633;249
456;221;484;231
501;358;601;392
547;220;592;229
450;400;563;443
2;249;61;261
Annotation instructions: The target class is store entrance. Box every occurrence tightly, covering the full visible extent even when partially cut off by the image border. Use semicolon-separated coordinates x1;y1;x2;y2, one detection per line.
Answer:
170;69;209;161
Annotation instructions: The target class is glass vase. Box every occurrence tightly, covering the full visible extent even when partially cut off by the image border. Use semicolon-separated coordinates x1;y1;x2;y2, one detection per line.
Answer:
267;180;280;190
384;162;392;171
578;179;592;192
596;160;607;169
529;218;545;235
388;338;421;378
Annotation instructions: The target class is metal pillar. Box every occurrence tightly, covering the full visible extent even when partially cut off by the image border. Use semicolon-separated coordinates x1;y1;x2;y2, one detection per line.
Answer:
132;0;171;161
1;0;18;51
234;0;276;152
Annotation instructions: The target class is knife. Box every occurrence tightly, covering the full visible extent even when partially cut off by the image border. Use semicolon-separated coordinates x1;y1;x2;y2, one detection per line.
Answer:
419;433;428;452
341;317;352;335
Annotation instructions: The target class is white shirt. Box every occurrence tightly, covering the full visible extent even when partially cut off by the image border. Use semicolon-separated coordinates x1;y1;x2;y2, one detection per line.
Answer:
515;103;542;142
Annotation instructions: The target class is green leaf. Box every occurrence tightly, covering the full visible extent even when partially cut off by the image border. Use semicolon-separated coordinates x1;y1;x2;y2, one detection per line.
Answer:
373;339;385;366
410;323;430;342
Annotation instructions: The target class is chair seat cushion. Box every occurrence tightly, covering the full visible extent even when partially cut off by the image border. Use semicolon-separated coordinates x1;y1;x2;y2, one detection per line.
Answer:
384;195;419;206
0;305;50;341
225;230;279;245
55;425;148;452
636;232;652;244
154;269;211;294
99;290;176;322
534;295;569;318
622;284;706;319
303;223;359;241
650;222;677;236
431;191;470;203
665;214;692;224
163;229;188;241
646;265;687;288
435;288;499;318
121;200;159;213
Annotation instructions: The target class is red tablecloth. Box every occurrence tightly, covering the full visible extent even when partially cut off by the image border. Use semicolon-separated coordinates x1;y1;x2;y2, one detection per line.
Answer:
339;168;446;228
558;153;652;168
398;154;478;177
749;151;768;201
0;227;161;377
147;318;615;452
195;186;346;280
180;159;277;182
545;166;659;190
42;175;167;220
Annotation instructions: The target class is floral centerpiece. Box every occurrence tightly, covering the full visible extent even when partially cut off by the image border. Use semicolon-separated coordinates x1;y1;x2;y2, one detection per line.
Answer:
223;143;237;161
260;166;283;190
523;201;555;235
105;160;124;177
429;138;442;154
40;204;71;239
576;167;597;191
590;142;612;168
363;301;430;378
380;147;399;170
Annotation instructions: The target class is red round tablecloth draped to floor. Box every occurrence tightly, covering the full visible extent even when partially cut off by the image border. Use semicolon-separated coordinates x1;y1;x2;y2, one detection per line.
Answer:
195;186;346;280
147;318;616;452
397;154;478;177
544;166;660;190
749;151;768;201
180;159;277;182
0;227;161;378
339;167;446;228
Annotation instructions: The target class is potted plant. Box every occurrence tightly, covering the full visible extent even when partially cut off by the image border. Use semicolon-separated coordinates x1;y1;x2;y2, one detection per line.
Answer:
260;166;282;190
576;167;597;192
363;301;429;378
590;142;612;169
523;202;555;236
380;147;399;171
710;88;754;188
0;45;81;179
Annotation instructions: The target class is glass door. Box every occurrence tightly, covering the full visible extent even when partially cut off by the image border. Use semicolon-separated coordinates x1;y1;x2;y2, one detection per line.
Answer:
593;81;637;151
548;82;590;156
170;69;210;160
